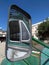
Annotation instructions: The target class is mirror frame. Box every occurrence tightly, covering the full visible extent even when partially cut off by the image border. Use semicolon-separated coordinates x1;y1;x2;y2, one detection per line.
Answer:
6;4;32;62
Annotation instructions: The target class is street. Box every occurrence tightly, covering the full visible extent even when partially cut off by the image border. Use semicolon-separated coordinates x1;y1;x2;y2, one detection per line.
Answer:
0;41;5;63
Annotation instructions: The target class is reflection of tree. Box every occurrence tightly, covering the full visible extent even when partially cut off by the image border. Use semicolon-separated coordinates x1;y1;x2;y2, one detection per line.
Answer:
10;9;23;20
9;14;23;19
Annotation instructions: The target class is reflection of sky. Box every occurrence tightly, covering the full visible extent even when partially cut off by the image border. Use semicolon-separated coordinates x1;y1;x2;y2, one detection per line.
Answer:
7;48;27;59
0;0;49;30
14;51;27;58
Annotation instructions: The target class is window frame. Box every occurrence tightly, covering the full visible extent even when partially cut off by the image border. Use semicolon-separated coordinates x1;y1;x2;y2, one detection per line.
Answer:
9;19;21;42
9;19;30;42
19;20;30;42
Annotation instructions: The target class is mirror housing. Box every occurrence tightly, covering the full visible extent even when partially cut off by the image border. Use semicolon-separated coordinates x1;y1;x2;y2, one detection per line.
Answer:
6;4;32;62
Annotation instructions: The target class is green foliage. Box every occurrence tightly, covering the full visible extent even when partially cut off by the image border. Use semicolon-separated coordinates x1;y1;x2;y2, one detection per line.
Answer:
37;19;49;40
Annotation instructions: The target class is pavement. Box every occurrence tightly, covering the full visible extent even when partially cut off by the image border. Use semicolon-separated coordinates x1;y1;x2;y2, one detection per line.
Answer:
0;41;5;63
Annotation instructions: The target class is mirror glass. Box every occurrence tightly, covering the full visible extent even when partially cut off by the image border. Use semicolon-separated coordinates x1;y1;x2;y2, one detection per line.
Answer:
7;48;30;61
9;21;20;41
6;5;32;61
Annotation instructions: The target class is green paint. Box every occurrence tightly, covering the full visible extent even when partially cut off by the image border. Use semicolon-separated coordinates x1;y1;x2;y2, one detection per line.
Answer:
41;48;49;65
32;37;49;49
1;52;40;65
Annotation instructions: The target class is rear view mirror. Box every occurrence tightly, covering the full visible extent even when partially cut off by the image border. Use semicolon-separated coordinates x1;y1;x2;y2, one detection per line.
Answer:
6;5;32;61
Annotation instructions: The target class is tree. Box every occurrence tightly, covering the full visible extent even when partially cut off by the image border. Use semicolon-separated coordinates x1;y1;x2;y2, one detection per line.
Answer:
37;19;49;40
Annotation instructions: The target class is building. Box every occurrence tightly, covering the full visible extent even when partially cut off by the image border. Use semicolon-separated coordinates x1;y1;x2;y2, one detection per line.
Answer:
32;21;42;39
0;29;6;37
32;19;48;39
0;28;6;42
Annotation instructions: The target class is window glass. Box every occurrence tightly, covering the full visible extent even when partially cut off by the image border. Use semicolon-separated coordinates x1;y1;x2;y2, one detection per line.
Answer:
21;22;29;40
9;21;20;41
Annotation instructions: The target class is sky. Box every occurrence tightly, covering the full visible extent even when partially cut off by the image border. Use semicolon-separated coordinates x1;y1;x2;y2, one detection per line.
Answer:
0;0;49;30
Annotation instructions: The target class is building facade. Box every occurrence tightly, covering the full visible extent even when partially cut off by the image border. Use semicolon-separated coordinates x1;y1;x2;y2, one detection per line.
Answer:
0;29;6;37
32;22;42;39
32;19;48;39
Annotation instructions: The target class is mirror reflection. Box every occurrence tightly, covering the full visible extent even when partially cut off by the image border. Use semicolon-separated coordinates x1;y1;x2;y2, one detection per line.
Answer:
9;21;20;41
7;48;30;61
6;5;32;61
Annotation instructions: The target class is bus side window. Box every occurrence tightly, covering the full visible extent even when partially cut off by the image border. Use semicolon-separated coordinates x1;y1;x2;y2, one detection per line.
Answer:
9;21;20;41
